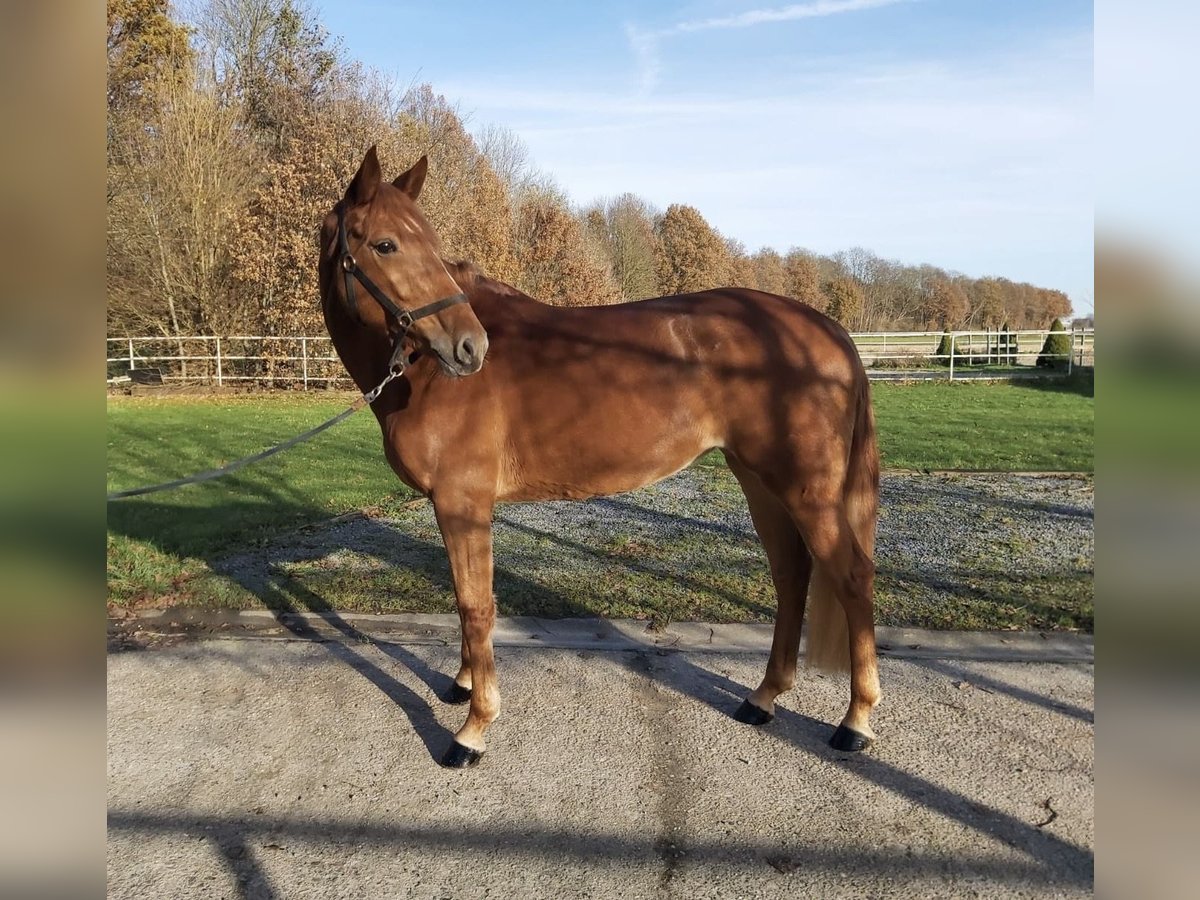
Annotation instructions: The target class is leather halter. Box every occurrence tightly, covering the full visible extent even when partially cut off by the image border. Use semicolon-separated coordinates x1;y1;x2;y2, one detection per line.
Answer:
336;205;469;373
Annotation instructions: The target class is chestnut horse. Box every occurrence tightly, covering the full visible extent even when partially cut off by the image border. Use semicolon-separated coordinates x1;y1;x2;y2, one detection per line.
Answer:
320;148;881;768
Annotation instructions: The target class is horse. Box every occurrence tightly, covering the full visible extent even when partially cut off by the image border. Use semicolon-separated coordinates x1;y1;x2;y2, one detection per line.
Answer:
319;147;882;768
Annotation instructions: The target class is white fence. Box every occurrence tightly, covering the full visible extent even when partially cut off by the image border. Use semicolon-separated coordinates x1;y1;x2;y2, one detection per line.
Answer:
107;329;1095;388
851;328;1095;379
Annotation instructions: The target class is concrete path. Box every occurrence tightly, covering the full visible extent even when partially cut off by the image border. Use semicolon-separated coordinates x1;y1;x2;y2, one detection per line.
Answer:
107;617;1094;899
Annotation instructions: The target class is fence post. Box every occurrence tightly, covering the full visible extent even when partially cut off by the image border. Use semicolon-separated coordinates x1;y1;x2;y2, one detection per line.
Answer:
1067;329;1074;376
949;333;955;381
302;337;309;390
128;338;135;371
216;337;223;387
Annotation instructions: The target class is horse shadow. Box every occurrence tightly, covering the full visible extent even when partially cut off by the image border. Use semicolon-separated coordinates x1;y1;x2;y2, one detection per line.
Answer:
107;476;1093;891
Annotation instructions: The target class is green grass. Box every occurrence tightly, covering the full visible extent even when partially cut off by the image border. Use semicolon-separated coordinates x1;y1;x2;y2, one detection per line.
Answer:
870;377;1093;472
107;378;1093;627
107;393;413;608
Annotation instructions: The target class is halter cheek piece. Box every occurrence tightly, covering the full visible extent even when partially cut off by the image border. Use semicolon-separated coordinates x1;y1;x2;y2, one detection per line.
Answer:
337;205;469;374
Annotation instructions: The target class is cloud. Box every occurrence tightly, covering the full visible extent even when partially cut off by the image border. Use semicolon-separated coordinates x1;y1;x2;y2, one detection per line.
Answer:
628;0;917;91
625;24;661;95
669;0;916;35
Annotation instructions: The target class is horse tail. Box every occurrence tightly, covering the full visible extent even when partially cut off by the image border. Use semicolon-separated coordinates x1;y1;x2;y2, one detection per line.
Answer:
805;373;879;673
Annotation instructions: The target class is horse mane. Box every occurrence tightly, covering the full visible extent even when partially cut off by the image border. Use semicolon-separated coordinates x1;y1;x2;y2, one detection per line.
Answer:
443;259;532;303
442;259;480;288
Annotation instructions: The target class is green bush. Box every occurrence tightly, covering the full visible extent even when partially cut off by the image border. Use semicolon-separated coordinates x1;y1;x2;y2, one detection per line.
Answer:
934;332;954;366
1037;319;1071;369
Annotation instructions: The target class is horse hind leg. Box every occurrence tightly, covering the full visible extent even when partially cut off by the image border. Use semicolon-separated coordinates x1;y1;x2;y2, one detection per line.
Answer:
725;455;814;726
788;500;882;751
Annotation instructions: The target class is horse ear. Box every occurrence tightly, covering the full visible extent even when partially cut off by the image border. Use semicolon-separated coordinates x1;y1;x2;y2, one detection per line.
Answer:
393;155;429;200
346;145;381;206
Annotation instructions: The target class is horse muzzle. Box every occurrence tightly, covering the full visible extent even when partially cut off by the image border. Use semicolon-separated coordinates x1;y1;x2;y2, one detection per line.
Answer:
432;329;489;377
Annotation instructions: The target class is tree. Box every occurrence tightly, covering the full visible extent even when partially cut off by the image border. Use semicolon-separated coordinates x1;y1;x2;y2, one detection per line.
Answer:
923;279;969;329
654;204;732;295
108;74;260;338
107;0;193;115
513;188;620;306
934;332;955;366
191;0;343;154
750;248;787;295
582;193;660;301
823;277;865;329
476;123;538;196
395;86;518;284
784;249;826;312
969;277;1005;328
1037;319;1071;369
725;238;757;289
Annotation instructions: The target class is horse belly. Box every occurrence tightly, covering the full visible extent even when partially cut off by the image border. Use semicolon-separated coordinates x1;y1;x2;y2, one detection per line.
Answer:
498;416;717;503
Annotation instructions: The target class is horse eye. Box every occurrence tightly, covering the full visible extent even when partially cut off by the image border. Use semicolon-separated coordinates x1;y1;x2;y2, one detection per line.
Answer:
374;240;397;255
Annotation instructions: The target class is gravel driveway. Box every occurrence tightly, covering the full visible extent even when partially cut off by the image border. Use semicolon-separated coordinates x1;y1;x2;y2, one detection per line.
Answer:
218;469;1093;633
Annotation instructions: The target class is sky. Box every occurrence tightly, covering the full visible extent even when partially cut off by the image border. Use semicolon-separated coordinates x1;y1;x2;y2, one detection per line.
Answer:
314;0;1094;315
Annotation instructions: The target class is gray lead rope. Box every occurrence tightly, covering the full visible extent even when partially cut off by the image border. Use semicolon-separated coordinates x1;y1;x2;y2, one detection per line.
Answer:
106;370;400;501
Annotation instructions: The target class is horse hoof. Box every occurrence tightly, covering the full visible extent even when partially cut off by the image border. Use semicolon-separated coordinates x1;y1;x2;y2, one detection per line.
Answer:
733;699;774;726
829;725;874;752
440;740;484;769
444;683;472;705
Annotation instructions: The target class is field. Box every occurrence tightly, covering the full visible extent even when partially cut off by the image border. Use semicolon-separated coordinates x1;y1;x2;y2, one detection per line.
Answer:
107;378;1093;629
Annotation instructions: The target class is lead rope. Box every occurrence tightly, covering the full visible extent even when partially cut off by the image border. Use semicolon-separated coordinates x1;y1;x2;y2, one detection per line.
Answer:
106;368;402;501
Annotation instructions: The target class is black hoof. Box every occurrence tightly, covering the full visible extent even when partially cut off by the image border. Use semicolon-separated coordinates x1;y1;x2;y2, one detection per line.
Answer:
444;683;472;705
733;699;774;726
440;740;484;769
829;725;874;752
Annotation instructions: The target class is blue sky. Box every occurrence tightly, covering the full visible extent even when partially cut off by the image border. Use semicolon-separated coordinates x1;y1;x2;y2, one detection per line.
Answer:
314;1;1094;314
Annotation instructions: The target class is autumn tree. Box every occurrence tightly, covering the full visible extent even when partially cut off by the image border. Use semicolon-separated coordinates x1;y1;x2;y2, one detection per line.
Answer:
923;279;969;329
784;249;826;312
750;248;787;295
513;188;620;306
823;276;865;329
725;238;757;290
969;277;1006;328
396;87;518;284
655;204;732;295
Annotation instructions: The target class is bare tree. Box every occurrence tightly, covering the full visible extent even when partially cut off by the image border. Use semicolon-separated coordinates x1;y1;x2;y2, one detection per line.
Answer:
582;193;661;301
108;74;260;338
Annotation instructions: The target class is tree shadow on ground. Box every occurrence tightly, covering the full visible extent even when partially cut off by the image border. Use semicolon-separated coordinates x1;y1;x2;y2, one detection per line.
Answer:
108;475;1092;892
1009;368;1094;398
615;649;1093;890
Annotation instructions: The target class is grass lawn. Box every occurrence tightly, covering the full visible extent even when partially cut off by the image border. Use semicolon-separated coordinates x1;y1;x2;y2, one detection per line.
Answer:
107;378;1093;627
870;377;1093;471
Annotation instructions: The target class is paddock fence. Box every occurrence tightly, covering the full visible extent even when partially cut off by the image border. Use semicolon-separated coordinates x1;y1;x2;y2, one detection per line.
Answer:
106;328;1095;389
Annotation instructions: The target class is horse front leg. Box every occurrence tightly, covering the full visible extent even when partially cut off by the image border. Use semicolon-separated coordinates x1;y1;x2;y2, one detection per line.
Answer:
444;632;473;704
434;495;499;768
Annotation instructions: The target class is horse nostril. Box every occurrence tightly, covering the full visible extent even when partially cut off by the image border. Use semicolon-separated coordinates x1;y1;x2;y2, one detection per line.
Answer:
455;337;475;366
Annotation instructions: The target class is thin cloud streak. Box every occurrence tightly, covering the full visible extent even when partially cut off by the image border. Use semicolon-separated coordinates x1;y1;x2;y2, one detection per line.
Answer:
628;0;917;91
671;0;915;35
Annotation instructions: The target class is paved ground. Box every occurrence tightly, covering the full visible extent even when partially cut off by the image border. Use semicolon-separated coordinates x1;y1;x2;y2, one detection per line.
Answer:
107;619;1094;899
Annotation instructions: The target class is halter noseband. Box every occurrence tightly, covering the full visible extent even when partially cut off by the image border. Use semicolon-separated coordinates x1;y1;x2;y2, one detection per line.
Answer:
336;205;469;373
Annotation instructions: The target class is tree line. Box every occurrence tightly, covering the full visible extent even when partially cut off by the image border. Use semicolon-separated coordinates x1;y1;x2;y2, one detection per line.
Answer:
107;0;1072;343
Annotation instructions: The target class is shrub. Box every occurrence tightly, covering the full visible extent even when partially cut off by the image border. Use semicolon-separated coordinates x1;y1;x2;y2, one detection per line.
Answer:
934;332;954;366
1037;319;1072;369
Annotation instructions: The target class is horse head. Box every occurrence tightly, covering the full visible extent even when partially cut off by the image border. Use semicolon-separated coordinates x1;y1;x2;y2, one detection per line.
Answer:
322;146;488;377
